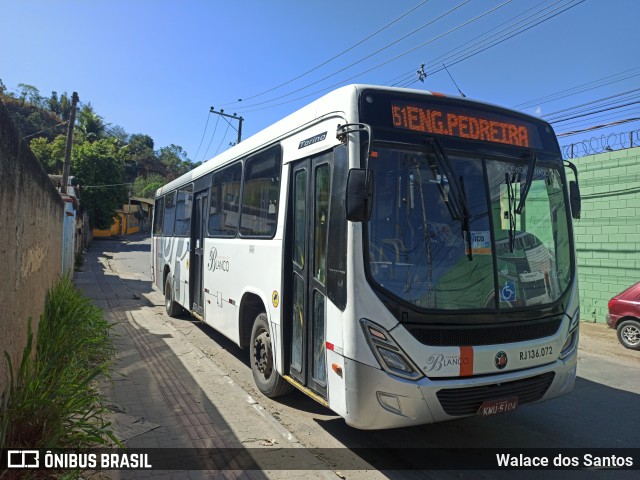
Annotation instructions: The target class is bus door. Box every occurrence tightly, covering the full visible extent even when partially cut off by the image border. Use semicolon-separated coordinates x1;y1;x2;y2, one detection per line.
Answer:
289;154;330;398
191;191;208;316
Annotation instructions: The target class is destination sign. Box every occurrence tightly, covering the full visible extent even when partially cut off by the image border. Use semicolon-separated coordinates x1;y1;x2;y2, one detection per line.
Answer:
391;103;538;148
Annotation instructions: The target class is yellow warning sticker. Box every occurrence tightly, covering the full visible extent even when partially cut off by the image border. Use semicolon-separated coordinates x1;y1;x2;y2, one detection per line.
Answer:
272;291;279;308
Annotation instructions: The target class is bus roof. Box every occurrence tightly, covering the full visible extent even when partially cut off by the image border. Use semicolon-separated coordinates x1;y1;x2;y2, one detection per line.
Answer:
156;84;547;197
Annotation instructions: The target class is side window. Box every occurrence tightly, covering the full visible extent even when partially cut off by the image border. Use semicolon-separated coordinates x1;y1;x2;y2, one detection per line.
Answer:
163;191;176;236
314;163;331;285
240;146;282;238
153;197;164;235
174;184;193;236
209;163;242;237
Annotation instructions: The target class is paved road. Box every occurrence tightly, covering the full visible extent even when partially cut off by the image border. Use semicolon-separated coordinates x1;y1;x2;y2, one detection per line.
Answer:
87;234;640;479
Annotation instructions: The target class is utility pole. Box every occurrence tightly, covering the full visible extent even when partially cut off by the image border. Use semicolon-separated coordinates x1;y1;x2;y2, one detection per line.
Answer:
61;91;79;192
209;107;244;144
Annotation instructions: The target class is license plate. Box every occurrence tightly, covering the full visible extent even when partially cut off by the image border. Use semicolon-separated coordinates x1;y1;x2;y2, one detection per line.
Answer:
477;397;518;416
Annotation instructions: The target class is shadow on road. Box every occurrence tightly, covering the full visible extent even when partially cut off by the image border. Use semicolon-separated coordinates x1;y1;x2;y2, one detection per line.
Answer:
76;239;273;477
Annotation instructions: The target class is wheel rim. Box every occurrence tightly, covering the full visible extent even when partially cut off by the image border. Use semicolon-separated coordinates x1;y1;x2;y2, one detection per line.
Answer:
253;328;273;380
622;324;640;346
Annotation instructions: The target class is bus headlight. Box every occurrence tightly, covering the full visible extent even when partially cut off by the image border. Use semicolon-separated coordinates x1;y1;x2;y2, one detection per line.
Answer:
360;319;423;380
560;309;579;359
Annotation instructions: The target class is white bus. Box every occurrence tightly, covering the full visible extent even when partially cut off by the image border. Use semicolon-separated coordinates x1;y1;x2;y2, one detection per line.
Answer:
151;85;581;429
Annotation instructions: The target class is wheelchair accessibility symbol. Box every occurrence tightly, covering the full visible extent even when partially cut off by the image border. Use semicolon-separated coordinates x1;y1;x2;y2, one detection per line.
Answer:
500;280;516;302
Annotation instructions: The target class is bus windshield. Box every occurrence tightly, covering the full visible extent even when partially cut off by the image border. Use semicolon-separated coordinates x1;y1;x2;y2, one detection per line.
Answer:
366;144;572;311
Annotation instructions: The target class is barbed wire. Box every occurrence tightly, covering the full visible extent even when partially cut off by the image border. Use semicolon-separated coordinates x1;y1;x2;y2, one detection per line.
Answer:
561;127;640;159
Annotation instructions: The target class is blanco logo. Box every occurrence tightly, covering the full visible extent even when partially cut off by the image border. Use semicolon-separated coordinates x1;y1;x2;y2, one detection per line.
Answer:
207;247;230;272
8;450;39;468
424;353;469;372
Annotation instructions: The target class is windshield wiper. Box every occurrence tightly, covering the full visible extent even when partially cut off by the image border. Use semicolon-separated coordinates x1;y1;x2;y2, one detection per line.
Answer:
426;138;473;261
459;176;473;261
515;152;537;214
505;172;517;253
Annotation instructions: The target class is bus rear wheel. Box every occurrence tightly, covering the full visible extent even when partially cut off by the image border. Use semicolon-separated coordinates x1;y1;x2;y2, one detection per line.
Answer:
164;276;181;317
250;313;292;397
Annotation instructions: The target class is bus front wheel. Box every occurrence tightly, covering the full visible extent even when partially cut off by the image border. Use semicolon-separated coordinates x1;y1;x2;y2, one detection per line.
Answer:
250;313;292;397
164;276;181;317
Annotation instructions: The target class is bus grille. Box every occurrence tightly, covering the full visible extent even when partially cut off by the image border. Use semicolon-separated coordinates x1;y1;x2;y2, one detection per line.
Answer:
436;372;555;416
407;318;562;346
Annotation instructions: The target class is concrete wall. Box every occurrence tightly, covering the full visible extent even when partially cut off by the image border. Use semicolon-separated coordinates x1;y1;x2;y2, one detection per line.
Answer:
0;99;63;393
570;146;640;322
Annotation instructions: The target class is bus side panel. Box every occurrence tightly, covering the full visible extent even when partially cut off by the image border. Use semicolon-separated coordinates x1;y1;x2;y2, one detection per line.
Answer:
151;235;161;289
173;237;191;308
202;237;283;347
326;301;347;417
156;235;190;309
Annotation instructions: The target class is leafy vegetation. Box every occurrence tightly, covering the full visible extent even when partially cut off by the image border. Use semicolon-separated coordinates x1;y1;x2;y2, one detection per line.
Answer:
0;79;202;229
0;277;117;456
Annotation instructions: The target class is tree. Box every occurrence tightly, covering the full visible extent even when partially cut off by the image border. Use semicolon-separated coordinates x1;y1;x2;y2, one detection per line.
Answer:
77;103;105;142
17;83;42;107
30;134;67;173
157;144;190;179
72;139;126;229
132;173;165;198
59;92;71;120
123;133;158;181
106;124;128;145
47;91;61;115
156;144;201;179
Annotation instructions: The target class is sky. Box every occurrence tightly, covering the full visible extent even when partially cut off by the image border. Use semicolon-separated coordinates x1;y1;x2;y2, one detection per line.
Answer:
1;0;639;162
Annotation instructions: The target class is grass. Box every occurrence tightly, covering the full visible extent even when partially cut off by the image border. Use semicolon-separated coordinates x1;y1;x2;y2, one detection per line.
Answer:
0;276;118;457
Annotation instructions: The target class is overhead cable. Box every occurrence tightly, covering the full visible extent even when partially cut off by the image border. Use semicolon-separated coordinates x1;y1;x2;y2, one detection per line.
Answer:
217;0;432;107
232;0;475;111
398;0;584;88
192;111;211;161
389;0;558;87
200;115;221;162
236;0;514;113
514;66;640;109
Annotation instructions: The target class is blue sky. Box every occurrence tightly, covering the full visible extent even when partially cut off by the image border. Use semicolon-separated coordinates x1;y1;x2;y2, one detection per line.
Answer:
1;0;639;161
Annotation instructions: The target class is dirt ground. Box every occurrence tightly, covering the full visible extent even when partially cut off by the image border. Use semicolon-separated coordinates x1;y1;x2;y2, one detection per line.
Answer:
578;321;640;365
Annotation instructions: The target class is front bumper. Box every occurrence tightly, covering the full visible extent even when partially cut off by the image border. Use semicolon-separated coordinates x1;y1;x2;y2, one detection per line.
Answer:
343;346;578;430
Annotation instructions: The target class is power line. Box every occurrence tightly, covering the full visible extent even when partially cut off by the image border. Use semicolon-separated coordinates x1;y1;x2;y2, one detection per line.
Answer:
192;111;211;160
514;66;640;109
389;0;557;87
554;106;640;131
236;0;514;113
399;0;584;89
542;88;640;120
82;182;134;189
231;0;474;112
558;117;640;137
214;122;232;156
217;0;432;107
200;115;220;162
23;120;68;139
548;99;640;124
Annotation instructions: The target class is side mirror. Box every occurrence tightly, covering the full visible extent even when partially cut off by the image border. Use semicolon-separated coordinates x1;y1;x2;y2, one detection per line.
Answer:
346;168;373;222
569;180;581;220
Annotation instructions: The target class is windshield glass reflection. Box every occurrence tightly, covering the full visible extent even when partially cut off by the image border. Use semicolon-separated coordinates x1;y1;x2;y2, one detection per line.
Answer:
366;145;571;310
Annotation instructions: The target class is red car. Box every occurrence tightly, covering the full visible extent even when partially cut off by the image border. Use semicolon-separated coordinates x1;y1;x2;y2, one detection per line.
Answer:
606;282;640;350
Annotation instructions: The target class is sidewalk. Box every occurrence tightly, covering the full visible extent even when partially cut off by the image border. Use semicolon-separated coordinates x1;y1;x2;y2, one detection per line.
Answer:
75;237;334;480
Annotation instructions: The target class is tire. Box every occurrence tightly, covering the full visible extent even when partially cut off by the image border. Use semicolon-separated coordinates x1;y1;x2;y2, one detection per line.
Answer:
250;313;293;397
617;319;640;350
164;275;182;317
